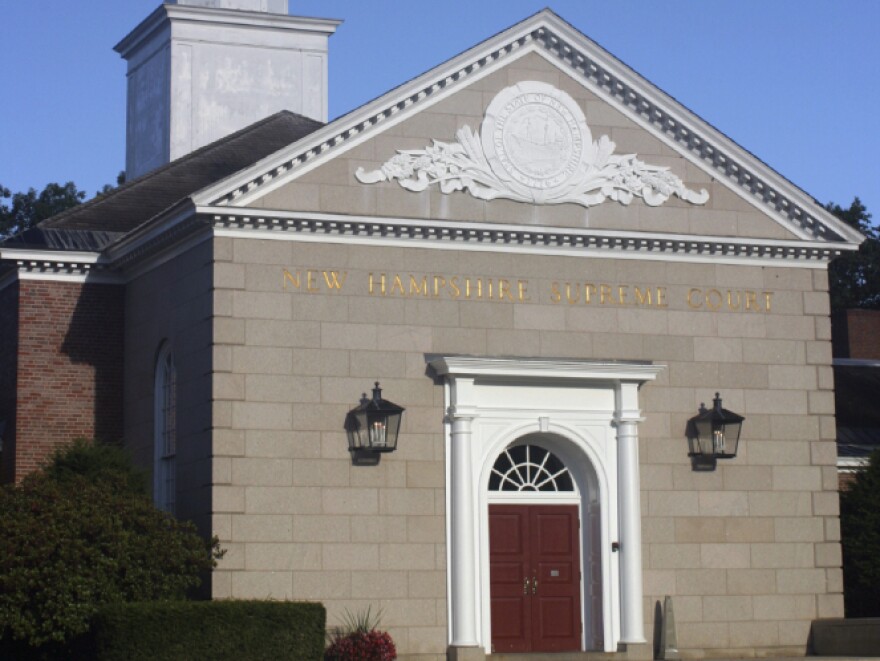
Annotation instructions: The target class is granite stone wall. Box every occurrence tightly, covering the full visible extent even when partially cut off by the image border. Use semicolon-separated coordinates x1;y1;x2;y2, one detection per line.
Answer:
212;232;840;658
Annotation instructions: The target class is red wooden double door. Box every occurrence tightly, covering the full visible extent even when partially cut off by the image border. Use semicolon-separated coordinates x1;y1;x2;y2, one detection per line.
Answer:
489;504;582;653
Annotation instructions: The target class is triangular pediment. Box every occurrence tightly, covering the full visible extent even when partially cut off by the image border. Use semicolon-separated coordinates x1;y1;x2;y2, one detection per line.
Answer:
194;9;862;254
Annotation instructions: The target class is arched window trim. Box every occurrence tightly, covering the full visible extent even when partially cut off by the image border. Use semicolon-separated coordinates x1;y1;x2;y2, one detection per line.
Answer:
489;443;575;493
153;342;177;514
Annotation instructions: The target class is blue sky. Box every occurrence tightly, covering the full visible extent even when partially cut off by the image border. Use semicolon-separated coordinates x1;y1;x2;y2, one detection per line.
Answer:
2;1;878;221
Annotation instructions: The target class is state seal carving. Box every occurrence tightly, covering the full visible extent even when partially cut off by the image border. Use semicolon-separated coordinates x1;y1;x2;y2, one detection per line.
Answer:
481;82;589;202
356;81;709;209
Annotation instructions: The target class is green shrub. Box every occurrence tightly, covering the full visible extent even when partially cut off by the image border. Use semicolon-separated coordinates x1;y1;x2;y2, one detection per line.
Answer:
41;438;146;495
92;601;325;661
0;441;220;652
840;449;880;617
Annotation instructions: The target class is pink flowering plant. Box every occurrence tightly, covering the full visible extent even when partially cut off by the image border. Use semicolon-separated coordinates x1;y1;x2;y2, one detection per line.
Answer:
325;606;396;661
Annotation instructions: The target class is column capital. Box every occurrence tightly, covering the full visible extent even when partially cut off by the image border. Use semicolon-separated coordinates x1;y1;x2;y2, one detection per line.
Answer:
446;406;478;423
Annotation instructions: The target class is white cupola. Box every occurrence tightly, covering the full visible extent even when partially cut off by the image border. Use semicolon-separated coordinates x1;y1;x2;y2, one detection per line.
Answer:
115;0;339;180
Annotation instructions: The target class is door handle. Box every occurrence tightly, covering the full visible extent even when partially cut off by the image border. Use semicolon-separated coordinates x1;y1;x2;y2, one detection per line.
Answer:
523;577;529;594
532;574;538;594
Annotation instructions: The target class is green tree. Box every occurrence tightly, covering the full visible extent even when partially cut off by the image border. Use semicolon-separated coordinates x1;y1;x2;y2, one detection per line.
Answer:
0;441;221;653
840;450;880;617
0;181;86;237
827;198;880;311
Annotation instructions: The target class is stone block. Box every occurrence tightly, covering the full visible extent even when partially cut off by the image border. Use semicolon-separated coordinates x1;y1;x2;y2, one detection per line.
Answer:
323;543;379;570
753;594;816;620
350;570;408;599
698;491;749;517
776;568;826;594
322;488;379;515
806;340;832;365
775;516;824;542
703;595;753;622
674;568;725;596
350;515;408;544
744;389;807;415
700;543;750;569
232;514;293;543
643;569;676;596
379;488;435;516
246;430;321;459
674;517;725;543
649;491;700;517
724;518;775;543
772;466;822;492
292;514;351;543
245;542;322;571
677;622;729;650
726;569;776;596
650;544;700;569
810;441;838;467
803;291;831;316
824;517;841;542
694;337;743;363
745;339;805;366
749;543;814;569
408;570;446;598
214;486;245;513
379;544;437;571
816;593;844;618
720;466;772;491
768;365;817;390
232;457;293;486
748;439;810;465
808;390;835;415
729;621;779;648
246;486;322;514
231;570;293;599
294;569;353;600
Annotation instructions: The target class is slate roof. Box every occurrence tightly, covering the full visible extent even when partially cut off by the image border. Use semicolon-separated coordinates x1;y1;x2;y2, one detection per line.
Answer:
3;110;323;251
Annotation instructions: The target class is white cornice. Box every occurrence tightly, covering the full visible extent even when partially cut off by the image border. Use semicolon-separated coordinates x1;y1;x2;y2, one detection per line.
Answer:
204;207;853;268
191;9;863;248
114;4;340;58
430;355;665;383
0;248;122;285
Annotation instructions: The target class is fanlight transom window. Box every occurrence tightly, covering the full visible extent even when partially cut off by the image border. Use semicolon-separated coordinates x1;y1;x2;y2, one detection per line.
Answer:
489;444;574;492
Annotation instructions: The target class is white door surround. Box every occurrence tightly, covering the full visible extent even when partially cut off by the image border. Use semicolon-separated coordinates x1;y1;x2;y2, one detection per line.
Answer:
429;356;664;655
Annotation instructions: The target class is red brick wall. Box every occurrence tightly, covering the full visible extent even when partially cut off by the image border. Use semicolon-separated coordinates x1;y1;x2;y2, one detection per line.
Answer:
832;309;880;360
3;279;124;482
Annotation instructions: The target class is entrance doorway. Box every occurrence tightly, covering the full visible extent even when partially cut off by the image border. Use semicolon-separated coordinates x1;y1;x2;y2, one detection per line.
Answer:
489;504;582;653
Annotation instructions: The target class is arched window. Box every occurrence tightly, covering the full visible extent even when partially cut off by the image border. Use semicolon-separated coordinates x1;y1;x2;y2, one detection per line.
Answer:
489;444;574;492
154;343;177;514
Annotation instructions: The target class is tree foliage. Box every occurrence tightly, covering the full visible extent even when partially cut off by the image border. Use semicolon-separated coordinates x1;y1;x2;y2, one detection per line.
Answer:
840;450;880;617
0;172;124;238
0;181;86;237
827;197;880;311
0;441;221;650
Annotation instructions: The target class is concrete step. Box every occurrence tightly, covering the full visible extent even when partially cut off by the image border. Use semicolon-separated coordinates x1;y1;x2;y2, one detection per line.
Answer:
489;653;617;661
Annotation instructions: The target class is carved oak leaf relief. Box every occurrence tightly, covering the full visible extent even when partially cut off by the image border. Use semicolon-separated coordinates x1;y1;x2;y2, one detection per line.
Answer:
356;81;709;210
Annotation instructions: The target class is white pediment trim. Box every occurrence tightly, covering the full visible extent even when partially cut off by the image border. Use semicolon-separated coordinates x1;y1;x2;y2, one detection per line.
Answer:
191;9;861;246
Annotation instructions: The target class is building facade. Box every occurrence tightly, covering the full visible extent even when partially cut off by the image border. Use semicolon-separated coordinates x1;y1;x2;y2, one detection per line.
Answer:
0;4;864;659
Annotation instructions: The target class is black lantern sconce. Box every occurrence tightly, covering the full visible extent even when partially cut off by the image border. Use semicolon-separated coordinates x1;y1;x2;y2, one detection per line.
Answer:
345;382;404;464
687;392;744;471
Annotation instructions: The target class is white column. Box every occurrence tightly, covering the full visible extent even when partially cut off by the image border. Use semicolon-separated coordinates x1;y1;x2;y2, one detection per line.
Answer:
449;408;479;647
616;381;646;644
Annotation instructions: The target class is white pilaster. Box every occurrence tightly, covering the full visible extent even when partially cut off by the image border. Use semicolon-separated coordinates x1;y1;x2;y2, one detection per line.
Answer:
616;380;646;644
449;404;479;647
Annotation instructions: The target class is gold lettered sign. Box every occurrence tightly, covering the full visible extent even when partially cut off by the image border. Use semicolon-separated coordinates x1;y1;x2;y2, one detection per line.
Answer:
282;268;774;313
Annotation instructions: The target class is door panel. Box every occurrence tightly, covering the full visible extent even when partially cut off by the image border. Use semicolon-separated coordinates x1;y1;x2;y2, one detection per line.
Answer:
489;507;530;652
490;504;582;653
